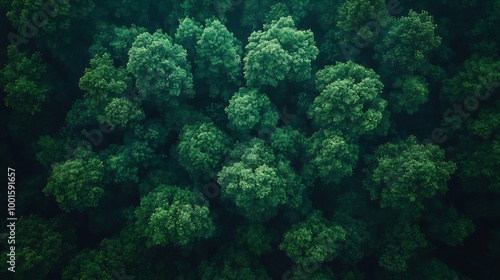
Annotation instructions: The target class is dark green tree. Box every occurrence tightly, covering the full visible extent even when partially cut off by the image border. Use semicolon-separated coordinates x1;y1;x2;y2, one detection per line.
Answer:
134;184;215;247
61;237;137;280
78;53;131;123
181;0;232;22
379;222;427;272
425;203;475;247
175;121;231;177
0;46;53;114
388;75;429;114
441;56;500;105
336;0;388;39
375;10;441;74
195;19;243;99
279;211;346;267
43;148;105;212
363;136;457;210
241;0;310;30
1;215;73;279
451;102;500;193
4;0;94;44
99;97;145;128
233;224;273;256
90;23;148;64
303;129;359;185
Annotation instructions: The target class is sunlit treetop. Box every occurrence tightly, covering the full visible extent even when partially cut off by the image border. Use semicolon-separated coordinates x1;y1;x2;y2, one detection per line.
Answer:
244;16;319;87
308;62;388;138
218;138;304;222
127;30;194;106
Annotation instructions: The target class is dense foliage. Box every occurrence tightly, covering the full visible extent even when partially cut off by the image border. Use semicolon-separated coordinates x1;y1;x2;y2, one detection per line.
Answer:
1;0;499;279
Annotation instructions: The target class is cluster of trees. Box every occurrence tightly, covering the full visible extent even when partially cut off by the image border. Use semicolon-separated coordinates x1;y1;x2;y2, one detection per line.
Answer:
1;0;499;279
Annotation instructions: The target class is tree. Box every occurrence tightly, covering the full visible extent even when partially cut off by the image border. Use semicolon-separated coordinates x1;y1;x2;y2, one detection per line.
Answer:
62;237;136;280
43;148;105;212
89;23;148;64
134;184;215;247
379;222;427;272
388;75;429;114
100;121;166;184
1;215;73;279
270;125;307;161
4;0;95;42
441;56;500;105
233;224;273;256
471;0;500;50
175;121;231;177
335;0;389;61
98;97;145;128
195;19;243;99
451;102;500;193
288;265;337;280
375;10;441;74
225;87;278;134
218;138;304;222
101;142;157;184
425;203;475;247
244;16;319;87
0;46;53;114
333;213;370;265
35;134;74;167
308;62;388;138
79;53;130;121
363;136;457;210
175;17;203;62
303;129;359;185
336;0;387;39
241;0;310;30
127;30;194;106
279;211;346;267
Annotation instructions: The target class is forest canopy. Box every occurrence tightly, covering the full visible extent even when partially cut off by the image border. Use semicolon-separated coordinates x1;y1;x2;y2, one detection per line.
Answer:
1;0;499;279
